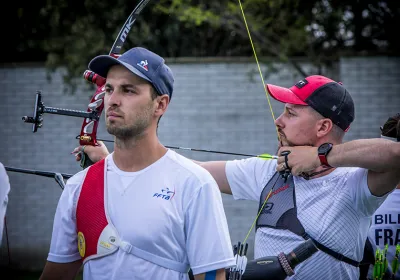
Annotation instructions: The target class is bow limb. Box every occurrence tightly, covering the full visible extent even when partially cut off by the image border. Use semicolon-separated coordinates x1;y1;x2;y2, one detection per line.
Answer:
228;4;296;277
230;0;284;254
237;0;281;144
79;0;152;168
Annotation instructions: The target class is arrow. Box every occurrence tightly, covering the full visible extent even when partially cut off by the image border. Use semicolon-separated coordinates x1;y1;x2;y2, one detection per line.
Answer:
75;135;278;160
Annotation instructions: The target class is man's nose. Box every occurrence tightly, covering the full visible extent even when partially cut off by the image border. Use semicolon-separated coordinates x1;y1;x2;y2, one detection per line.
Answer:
106;90;121;107
275;113;284;128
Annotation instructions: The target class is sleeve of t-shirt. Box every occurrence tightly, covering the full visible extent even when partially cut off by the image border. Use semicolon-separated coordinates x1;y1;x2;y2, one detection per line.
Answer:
47;170;87;263
225;157;277;201
0;162;10;242
349;168;392;217
184;179;236;275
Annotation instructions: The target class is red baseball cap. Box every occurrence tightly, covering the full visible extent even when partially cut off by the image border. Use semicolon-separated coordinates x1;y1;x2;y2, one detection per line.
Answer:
266;75;355;131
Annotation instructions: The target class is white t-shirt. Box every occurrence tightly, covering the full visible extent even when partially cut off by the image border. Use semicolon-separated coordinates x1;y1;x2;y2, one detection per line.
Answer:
367;189;400;279
47;150;235;280
0;162;10;243
226;157;391;280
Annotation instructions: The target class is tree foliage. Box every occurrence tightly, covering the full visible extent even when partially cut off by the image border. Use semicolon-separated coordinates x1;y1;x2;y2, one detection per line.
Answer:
5;0;400;92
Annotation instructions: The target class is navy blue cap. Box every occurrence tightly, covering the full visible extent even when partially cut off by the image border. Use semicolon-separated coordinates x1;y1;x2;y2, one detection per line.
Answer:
88;47;174;99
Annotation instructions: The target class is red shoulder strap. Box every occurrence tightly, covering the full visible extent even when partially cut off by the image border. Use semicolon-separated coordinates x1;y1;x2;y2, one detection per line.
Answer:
76;159;108;261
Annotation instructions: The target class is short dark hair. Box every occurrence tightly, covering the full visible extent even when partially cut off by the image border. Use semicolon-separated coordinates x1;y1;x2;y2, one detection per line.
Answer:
380;113;400;141
150;86;158;100
150;85;163;129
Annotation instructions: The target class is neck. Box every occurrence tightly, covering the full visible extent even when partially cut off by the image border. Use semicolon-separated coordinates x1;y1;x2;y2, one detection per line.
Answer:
112;130;167;172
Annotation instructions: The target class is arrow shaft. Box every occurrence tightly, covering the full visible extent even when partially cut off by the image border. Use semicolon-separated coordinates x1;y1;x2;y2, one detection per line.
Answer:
95;138;277;159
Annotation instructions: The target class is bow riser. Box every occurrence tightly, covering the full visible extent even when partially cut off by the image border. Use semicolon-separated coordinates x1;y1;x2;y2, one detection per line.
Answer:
79;0;152;150
79;53;122;146
78;84;105;146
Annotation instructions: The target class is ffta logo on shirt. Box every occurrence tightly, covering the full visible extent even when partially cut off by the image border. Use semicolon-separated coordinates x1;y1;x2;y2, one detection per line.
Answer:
153;187;175;200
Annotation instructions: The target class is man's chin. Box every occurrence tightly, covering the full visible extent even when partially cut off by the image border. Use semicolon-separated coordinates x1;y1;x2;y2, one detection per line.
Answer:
279;140;292;147
106;126;124;138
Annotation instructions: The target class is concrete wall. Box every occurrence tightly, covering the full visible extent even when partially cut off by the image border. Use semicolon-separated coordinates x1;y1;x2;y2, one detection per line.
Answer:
0;56;399;270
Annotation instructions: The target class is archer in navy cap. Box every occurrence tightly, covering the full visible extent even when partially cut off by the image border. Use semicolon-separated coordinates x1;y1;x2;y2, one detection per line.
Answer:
88;47;174;99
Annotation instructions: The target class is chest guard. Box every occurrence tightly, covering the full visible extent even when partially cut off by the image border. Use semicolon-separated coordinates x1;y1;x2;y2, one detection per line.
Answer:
75;159;190;272
76;159;117;263
255;172;360;267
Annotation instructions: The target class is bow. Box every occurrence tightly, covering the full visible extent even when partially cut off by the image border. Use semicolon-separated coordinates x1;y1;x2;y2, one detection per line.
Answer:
21;0;152;168
237;0;280;141
79;0;152;168
227;1;287;277
21;0;281;167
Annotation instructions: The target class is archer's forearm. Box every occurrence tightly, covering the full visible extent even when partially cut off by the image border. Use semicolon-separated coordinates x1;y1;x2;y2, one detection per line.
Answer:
327;139;400;172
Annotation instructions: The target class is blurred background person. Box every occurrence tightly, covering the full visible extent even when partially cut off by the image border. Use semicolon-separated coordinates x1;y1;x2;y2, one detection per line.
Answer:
365;113;400;280
0;162;10;243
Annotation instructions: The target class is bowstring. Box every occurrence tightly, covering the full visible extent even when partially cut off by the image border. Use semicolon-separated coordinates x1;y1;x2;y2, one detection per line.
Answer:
237;0;282;246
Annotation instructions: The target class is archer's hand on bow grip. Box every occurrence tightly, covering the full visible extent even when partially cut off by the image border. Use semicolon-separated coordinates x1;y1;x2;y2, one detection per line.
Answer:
80;153;95;169
72;141;110;169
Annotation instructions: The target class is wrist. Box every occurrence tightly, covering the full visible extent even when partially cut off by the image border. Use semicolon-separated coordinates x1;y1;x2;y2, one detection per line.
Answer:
317;143;333;167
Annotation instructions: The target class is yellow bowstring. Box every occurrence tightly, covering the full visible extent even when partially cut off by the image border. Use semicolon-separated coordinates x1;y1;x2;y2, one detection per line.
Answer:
242;188;274;244
237;0;280;141
237;0;281;245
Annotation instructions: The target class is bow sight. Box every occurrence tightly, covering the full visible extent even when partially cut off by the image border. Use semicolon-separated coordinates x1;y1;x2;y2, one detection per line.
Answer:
22;89;103;133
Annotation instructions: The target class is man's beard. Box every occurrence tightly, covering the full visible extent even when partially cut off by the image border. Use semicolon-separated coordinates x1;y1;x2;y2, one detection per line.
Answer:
107;118;149;140
278;133;296;148
277;131;314;150
106;105;153;140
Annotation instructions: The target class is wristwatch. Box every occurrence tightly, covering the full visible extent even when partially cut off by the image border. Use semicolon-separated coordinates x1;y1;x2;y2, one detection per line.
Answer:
318;143;333;167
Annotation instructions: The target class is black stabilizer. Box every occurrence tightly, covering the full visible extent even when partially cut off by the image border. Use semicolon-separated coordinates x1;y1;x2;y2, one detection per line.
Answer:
287;239;318;267
229;239;318;280
240;256;286;280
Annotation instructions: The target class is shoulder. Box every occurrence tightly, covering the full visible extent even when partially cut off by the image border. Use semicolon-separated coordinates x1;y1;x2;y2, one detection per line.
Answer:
62;168;89;207
294;167;366;192
0;162;7;179
165;150;217;185
226;157;277;182
0;162;10;189
313;167;368;191
321;167;365;183
227;156;276;170
0;162;10;198
340;167;368;186
65;168;88;187
375;189;400;210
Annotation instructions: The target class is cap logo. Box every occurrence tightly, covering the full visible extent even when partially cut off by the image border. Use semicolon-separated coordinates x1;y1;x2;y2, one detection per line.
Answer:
137;60;149;71
295;79;309;89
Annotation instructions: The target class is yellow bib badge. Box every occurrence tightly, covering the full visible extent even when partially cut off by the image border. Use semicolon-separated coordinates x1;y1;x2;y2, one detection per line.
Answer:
78;231;86;258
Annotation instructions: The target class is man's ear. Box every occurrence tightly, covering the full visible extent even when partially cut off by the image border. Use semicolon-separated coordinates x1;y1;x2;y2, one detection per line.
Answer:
316;118;333;137
155;94;169;117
